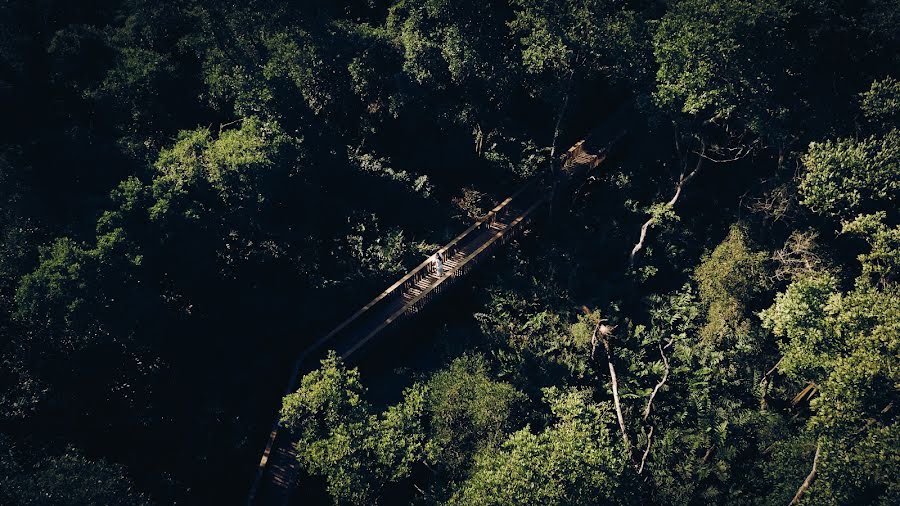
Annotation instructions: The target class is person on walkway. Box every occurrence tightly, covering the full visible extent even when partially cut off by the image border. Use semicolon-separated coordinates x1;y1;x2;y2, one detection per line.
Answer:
434;251;445;277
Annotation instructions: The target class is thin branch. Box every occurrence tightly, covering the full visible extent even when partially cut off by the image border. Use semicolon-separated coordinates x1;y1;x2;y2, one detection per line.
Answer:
667;144;705;207
694;138;759;164
788;441;821;506
762;356;784;383
549;74;573;161
643;343;670;421
638;426;654;474
629;141;706;267
218;117;245;134
759;356;784;409
695;151;750;164
548;69;575;218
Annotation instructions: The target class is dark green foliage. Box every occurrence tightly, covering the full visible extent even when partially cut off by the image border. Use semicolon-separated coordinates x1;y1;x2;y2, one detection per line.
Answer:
422;354;527;475
653;0;791;136
800;129;900;222
693;224;771;345
448;388;626;506
281;352;428;504
0;438;149;506
1;0;898;504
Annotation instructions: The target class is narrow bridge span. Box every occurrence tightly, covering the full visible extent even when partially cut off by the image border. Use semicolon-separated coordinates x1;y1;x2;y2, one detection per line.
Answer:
247;126;620;505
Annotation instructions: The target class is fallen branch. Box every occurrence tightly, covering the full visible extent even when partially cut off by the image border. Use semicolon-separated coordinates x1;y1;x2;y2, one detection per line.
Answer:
643;342;670;421
638;426;654;474
788;441;821;506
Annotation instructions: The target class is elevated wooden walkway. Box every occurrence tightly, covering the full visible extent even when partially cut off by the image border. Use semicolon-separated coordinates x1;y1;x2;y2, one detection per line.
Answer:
246;130;619;506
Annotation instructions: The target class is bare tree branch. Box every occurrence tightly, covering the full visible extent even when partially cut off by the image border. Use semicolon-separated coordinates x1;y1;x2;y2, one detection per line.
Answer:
788;441;821;506
694;138;759;163
643;343;670;421
762;356;784;384
638;426;654;474
772;230;822;281
629;141;706;267
218;117;245;134
595;321;630;450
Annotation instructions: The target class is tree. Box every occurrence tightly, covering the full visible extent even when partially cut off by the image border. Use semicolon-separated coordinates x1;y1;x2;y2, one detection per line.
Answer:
799;129;900;223
799;84;900;287
281;352;429;505
630;0;793;266
510;0;648;174
448;387;626;506
760;278;900;504
653;0;791;141
386;0;522;126
422;354;527;476
476;285;594;384
693;224;771;345
842;212;900;286
861;77;900;130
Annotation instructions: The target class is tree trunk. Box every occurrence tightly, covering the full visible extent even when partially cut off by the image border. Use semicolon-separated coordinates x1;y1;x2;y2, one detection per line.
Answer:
474;123;484;158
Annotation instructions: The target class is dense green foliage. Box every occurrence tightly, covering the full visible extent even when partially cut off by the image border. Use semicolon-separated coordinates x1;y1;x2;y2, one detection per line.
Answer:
0;0;896;504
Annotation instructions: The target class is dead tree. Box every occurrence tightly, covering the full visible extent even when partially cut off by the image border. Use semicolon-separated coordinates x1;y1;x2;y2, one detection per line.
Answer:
592;319;630;450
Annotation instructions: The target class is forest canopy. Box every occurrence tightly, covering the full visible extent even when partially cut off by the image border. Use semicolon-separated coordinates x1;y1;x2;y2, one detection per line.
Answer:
0;0;897;504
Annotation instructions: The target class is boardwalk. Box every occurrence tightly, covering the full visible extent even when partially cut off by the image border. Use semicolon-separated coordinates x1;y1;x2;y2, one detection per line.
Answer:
246;129;618;506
